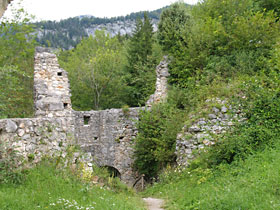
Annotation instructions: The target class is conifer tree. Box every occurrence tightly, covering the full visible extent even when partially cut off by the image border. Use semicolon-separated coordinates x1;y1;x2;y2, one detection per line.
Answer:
125;12;155;106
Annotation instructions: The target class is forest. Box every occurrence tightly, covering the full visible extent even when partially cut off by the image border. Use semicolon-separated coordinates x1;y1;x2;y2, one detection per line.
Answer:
1;0;280;209
34;6;170;50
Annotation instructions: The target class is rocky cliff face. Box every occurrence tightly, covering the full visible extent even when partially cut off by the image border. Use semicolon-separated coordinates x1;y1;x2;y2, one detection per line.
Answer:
35;18;159;49
34;8;163;49
83;19;158;37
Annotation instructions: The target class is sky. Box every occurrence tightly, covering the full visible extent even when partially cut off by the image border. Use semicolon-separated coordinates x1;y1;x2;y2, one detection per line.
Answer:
3;0;199;21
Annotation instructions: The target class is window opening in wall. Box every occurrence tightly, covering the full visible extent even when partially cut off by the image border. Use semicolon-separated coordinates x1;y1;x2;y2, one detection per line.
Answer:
63;103;68;109
57;72;62;76
84;116;90;125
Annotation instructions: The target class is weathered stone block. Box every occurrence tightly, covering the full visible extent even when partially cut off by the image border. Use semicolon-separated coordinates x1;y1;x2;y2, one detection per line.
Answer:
6;120;17;133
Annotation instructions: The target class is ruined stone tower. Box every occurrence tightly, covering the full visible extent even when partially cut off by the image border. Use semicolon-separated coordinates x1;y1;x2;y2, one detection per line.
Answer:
34;47;72;118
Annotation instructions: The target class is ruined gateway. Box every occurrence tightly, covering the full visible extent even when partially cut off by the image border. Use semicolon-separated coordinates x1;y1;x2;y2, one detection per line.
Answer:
0;3;170;186
0;47;169;186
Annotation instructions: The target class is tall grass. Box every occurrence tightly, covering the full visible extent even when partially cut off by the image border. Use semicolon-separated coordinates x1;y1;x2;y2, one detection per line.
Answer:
0;162;145;210
144;146;280;210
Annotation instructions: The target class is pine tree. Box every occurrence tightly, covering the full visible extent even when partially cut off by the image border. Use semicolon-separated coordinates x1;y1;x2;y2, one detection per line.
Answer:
125;12;155;106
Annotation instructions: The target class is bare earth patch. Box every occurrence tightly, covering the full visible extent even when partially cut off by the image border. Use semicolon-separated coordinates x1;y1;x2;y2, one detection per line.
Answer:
143;197;165;210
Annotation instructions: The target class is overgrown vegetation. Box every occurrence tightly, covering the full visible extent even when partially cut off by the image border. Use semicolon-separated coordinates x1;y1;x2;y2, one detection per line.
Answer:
0;8;36;118
137;0;280;209
0;144;145;209
144;146;280;209
133;101;185;179
0;139;24;184
3;0;280;208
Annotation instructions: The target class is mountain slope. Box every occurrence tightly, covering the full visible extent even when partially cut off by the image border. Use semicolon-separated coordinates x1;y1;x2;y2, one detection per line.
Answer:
34;6;174;49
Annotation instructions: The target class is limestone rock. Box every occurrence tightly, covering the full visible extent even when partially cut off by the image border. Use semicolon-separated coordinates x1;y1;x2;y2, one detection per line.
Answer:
6;120;17;133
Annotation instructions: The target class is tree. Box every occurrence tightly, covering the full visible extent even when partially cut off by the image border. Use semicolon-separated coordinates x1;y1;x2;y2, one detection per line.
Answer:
125;12;157;106
255;0;280;17
0;8;36;118
158;2;190;53
59;30;127;110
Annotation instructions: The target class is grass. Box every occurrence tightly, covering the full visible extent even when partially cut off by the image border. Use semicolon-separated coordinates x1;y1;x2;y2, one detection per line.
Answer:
143;145;280;210
0;162;146;210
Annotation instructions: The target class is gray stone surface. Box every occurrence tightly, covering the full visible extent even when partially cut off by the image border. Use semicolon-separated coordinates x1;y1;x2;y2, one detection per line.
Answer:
74;108;143;185
175;100;245;167
0;117;73;163
34;47;72;118
146;56;170;107
5;119;18;133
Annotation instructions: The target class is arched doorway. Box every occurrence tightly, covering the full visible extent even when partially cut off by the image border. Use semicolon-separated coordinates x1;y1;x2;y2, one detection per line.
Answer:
102;166;121;178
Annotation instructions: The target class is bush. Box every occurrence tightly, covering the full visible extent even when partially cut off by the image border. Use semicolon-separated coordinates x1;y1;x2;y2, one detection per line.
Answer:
162;0;279;88
133;102;185;179
200;71;280;167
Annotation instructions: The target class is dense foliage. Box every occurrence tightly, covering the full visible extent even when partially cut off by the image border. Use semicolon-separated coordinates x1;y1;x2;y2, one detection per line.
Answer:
159;0;279;87
133;0;280;183
133;101;185;179
0;9;36;118
59;14;161;110
138;1;280;209
59;30;128;110
125;13;160;107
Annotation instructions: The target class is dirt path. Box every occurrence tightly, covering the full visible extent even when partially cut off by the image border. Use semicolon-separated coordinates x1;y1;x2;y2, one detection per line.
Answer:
143;197;165;210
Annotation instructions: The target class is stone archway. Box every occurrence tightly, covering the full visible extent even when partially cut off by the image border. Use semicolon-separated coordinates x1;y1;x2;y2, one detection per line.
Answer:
102;165;121;178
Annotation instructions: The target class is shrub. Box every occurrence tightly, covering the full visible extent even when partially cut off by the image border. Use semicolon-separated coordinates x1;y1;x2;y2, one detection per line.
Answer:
200;71;280;167
133;102;185;179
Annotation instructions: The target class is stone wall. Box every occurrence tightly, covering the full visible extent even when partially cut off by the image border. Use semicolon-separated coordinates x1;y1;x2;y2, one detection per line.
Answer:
175;98;244;167
0;117;73;164
74;108;142;185
146;56;169;107
34;47;72;118
0;47;74;169
0;48;170;186
72;56;169;185
0;0;12;18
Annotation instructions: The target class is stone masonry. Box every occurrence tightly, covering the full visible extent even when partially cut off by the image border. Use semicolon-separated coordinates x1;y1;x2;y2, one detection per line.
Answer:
0;47;169;186
146;56;169;107
74;108;142;186
0;47;75;166
175;98;245;167
34;47;72;118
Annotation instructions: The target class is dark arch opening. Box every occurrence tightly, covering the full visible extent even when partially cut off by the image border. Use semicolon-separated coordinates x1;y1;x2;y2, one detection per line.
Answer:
102;166;121;178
